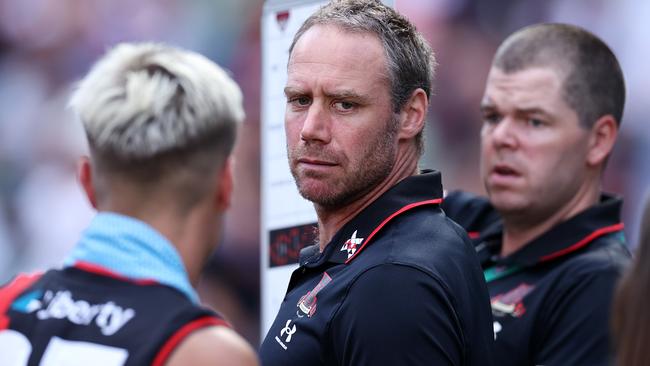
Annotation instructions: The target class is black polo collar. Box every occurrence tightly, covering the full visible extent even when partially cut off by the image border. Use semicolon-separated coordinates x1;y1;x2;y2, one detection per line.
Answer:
299;170;444;267
477;193;624;268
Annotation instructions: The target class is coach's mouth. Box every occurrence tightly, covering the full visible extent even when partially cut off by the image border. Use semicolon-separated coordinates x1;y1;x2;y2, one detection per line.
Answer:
488;163;522;187
493;164;520;176
298;158;337;166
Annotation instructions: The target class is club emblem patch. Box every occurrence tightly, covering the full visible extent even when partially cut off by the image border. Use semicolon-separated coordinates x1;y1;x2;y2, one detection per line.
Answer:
341;230;364;259
297;272;332;318
490;283;533;318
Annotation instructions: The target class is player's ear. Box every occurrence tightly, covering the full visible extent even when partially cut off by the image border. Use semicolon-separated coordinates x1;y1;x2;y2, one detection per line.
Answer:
77;156;98;209
215;157;234;211
586;115;618;167
397;88;428;141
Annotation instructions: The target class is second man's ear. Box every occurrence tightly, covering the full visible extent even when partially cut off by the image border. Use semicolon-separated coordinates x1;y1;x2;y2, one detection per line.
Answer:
586;115;618;167
397;88;428;140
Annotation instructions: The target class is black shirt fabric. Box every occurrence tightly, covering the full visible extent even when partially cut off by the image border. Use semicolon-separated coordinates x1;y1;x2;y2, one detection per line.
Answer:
260;171;495;366
0;265;227;366
443;191;631;366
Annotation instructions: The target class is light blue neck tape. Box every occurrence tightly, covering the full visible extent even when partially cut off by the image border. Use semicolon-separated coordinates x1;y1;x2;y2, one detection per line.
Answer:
64;212;199;304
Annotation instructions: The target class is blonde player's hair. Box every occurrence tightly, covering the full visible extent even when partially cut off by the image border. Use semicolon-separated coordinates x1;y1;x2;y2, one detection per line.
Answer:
69;43;244;209
69;42;244;160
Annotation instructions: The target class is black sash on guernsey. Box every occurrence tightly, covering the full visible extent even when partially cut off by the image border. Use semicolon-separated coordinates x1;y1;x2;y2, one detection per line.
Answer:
0;265;228;366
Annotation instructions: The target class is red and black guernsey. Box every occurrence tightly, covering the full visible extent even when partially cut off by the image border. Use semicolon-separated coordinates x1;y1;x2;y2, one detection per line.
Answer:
442;191;631;366
0;265;228;366
260;171;495;366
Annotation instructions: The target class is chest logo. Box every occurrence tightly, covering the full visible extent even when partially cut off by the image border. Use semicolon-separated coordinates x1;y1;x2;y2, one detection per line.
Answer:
297;272;332;318
12;289;135;336
275;319;297;350
491;283;534;318
341;230;364;259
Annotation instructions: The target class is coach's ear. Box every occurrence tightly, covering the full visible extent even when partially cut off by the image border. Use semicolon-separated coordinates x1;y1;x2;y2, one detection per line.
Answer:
78;156;98;209
215;157;234;212
586;114;618;167
397;88;428;141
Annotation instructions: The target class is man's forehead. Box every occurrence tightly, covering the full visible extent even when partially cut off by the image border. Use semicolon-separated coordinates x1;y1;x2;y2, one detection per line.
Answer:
286;24;389;93
483;66;565;106
289;25;386;69
490;66;562;87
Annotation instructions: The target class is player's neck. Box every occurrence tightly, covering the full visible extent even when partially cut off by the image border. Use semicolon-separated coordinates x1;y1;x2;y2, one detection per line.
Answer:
500;185;601;257
106;201;217;286
158;206;223;286
315;149;419;251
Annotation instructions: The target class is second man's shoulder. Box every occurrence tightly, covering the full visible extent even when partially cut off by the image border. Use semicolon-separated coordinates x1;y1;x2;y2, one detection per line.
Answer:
442;190;500;234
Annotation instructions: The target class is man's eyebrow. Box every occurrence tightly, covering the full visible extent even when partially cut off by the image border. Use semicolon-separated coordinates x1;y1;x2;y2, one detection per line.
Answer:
323;90;365;99
515;107;551;116
284;87;370;101
284;86;305;96
479;103;555;120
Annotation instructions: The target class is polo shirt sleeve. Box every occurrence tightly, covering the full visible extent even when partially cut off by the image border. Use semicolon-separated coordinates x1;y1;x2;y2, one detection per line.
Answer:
327;263;464;365
534;265;622;366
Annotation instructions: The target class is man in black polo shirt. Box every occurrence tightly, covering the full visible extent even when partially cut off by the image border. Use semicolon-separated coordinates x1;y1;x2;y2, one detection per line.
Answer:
260;1;494;365
443;23;630;365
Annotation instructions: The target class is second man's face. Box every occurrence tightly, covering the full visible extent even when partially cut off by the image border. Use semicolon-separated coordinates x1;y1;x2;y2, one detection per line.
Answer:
479;66;592;221
284;25;398;209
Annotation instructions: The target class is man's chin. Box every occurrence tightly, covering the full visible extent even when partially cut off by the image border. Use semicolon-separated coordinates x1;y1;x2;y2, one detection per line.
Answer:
488;192;529;215
297;183;356;209
297;181;334;203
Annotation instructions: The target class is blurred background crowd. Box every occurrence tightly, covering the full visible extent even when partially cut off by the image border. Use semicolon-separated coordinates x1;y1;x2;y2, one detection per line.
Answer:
0;0;648;345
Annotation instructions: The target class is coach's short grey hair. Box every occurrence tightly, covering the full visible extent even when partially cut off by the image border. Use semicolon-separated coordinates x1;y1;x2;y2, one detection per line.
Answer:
289;0;435;155
69;42;244;161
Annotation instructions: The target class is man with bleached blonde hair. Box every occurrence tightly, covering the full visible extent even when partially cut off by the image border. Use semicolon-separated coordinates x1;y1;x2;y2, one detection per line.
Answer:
0;43;257;366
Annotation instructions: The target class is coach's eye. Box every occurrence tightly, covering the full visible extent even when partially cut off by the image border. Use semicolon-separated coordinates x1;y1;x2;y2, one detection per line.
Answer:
333;101;356;112
288;96;311;107
296;96;311;106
